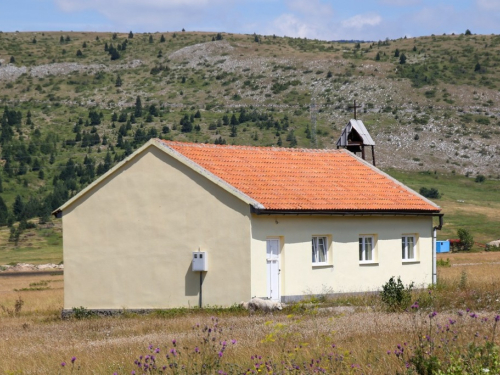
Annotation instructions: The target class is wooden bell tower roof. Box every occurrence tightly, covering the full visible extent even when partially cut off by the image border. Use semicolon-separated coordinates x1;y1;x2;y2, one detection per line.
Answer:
336;119;376;166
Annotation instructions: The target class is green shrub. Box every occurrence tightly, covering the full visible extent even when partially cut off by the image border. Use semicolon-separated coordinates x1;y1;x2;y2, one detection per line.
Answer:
475;174;486;183
457;228;474;251
419;187;441;199
380;276;414;311
72;306;95;319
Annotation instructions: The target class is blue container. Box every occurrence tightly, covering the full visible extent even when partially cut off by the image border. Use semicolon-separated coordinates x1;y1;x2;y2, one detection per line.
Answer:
436;240;450;253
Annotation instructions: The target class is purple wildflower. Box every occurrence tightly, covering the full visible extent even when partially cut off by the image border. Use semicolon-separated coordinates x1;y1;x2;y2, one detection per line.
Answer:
71;357;76;363
218;351;223;358
429;311;437;318
495;315;500;322
172;339;177;346
470;313;477;318
61;362;66;367
231;339;237;344
195;347;199;353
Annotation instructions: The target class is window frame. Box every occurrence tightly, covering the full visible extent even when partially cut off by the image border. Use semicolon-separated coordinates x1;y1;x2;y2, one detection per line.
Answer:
312;236;329;265
402;235;417;262
359;235;376;264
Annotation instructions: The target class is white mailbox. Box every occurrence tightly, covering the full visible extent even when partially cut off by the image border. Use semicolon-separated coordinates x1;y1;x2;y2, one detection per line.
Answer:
192;251;208;272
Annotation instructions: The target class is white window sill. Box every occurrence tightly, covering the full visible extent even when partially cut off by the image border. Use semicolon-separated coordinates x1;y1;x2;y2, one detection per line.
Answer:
359;261;379;266
312;263;333;268
402;260;419;264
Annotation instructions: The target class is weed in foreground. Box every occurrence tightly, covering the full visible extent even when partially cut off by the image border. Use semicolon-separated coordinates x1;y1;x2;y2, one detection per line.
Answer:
390;305;500;375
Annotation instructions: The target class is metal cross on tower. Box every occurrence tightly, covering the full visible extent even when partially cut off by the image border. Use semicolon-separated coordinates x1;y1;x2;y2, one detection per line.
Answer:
348;100;361;120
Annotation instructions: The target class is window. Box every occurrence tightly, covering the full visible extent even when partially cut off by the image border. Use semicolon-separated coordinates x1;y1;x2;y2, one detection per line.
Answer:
359;236;374;262
402;236;416;261
312;236;328;264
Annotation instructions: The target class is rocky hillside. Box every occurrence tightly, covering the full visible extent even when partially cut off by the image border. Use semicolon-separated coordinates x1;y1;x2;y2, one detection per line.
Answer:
0;30;499;220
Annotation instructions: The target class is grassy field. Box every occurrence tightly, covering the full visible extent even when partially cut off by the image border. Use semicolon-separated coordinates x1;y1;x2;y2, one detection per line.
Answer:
0;219;62;265
1;251;500;374
387;169;500;244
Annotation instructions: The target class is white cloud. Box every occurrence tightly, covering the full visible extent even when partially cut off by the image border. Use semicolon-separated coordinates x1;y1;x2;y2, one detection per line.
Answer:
341;13;382;30
378;0;421;5
286;0;334;18
476;0;500;11
54;0;232;31
270;13;318;38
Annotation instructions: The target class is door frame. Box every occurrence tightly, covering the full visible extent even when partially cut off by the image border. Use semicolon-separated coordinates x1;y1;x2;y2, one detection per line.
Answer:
266;237;281;301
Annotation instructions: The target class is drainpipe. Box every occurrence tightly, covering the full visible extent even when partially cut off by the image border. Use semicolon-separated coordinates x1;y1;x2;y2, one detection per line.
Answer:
432;215;444;285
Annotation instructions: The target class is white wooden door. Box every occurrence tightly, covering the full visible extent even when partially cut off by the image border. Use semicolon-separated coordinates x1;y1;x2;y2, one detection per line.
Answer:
266;239;280;301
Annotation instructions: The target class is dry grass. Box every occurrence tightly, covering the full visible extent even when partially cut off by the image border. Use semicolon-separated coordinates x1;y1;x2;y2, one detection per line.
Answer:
1;253;500;374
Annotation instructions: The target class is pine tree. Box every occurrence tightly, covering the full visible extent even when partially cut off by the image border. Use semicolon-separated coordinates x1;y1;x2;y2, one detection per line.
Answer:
115;75;122;87
76;49;83;57
399;53;407;64
160;34;166;43
135;96;143;117
0;196;8;226
375;52;380;61
13;195;25;220
230;125;237;137
394;49;400;57
149;35;154;43
128;31;134;39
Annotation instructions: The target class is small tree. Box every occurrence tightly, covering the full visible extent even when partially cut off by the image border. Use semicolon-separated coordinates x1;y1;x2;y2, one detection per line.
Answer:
475;174;486;183
399;53;407;64
76;49;83;57
457;228;474;251
160;34;166;43
474;62;481;72
465;29;472;35
375;52;380;61
115;75;122;87
380;276;414;311
394;48;400;57
230;125;237;137
419;187;440;199
9;56;15;63
128;31;134;39
149;35;153;43
134;96;143;117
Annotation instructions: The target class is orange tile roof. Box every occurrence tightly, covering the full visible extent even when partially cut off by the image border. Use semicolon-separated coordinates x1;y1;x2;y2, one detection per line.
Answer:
160;140;440;212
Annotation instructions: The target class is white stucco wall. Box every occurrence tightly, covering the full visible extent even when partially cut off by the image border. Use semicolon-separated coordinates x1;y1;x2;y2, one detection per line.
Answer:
63;145;252;309
250;215;433;299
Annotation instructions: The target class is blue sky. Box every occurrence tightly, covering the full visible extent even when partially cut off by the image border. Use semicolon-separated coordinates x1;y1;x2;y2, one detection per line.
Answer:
2;0;499;40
